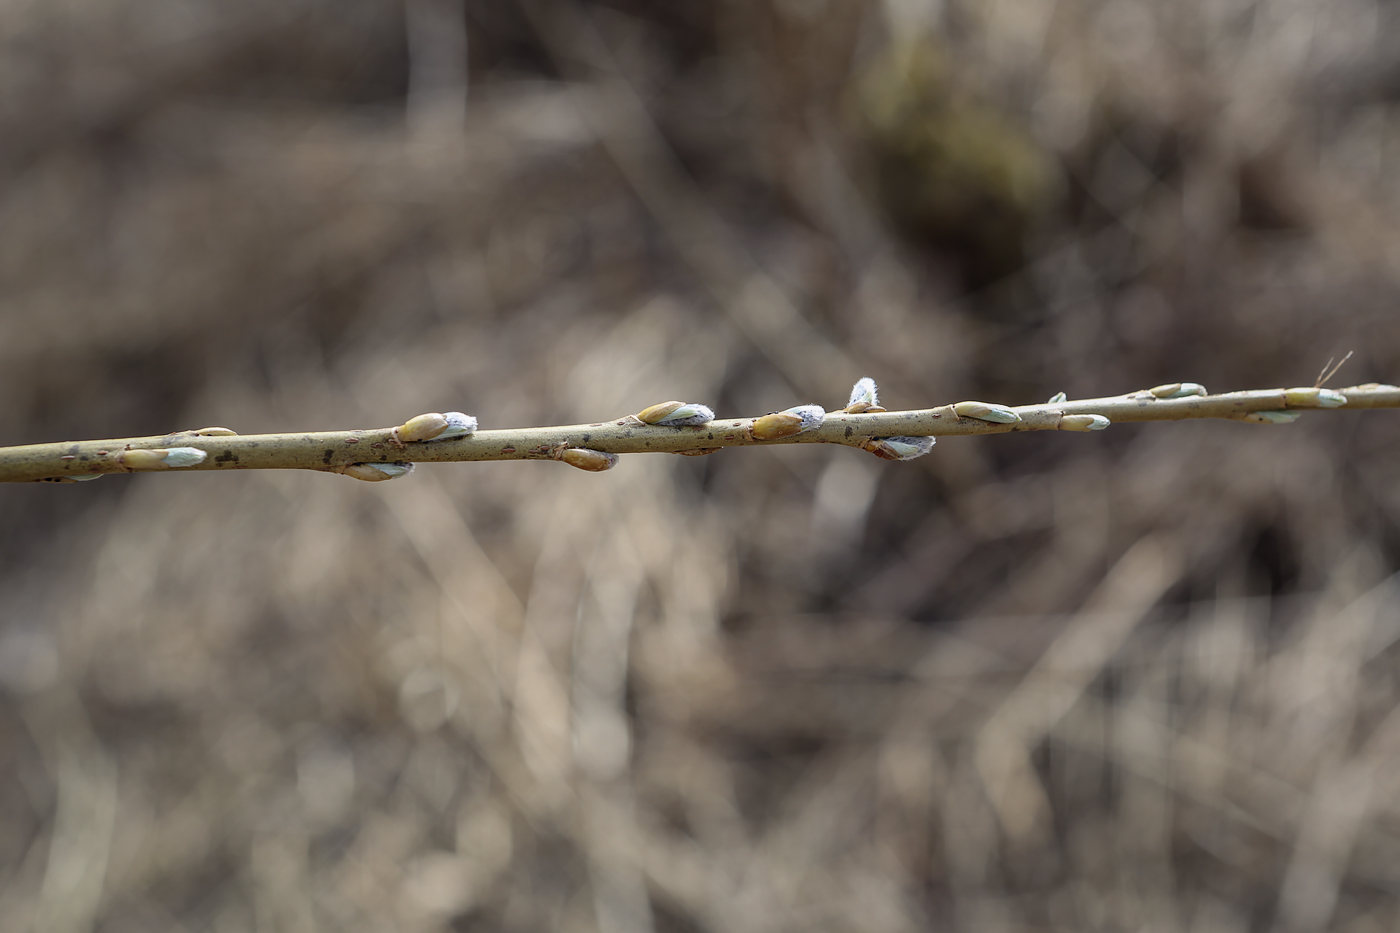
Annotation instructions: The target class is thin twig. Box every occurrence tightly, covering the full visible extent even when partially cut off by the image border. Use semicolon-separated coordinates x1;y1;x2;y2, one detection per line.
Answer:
3;382;1397;484
1316;351;1354;388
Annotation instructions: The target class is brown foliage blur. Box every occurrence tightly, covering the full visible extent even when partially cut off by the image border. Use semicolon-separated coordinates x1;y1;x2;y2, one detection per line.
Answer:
3;1;1400;931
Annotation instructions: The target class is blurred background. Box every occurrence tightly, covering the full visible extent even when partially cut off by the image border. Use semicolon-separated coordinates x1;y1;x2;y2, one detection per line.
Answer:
3;0;1400;930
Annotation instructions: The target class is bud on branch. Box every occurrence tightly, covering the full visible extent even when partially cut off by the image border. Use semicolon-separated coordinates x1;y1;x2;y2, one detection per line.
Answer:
4;380;1397;484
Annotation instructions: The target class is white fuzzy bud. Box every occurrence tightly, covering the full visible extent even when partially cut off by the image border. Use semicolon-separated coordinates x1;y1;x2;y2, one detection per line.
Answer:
1284;387;1346;409
637;401;715;426
750;404;827;440
338;462;415;481
844;377;883;413
785;404;826;431
1243;410;1302;424
430;411;478;440
162;447;208;468
651;403;715;426
861;436;935;460
116;447;207;470
952;401;1022;424
1059;414;1111;432
1147;383;1207;399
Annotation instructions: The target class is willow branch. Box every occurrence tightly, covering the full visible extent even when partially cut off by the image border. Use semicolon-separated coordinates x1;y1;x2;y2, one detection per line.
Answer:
4;382;1397;484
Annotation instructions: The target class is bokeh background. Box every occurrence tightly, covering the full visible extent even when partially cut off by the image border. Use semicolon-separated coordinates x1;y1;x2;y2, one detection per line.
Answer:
3;1;1400;930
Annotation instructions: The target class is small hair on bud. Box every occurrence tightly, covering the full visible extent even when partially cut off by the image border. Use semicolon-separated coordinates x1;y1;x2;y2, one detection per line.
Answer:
1284;387;1347;409
1047;391;1068;404
70;473;104;481
428;412;478;440
639;402;715;426
395;412;449;444
861;436;935;460
337;462;415;482
557;448;619;472
1244;410;1303;425
787;404;826;430
844;377;884;413
115;447;206;470
952;401;1022;424
750;405;826;440
1059;414;1111;432
193;426;238;436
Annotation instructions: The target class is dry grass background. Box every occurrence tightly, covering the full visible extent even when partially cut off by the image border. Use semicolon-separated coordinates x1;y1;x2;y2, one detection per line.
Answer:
3;1;1400;931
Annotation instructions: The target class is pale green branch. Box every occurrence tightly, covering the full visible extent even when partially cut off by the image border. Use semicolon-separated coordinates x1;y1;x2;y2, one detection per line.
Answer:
4;383;1397;484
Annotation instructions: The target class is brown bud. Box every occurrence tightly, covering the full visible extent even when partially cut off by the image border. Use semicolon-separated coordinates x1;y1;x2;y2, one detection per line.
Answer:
750;412;804;440
116;449;170;470
394;412;449;444
557;448;619;472
636;401;686;424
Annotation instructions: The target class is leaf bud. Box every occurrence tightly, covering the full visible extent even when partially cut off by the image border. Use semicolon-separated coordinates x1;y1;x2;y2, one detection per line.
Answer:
952;401;1022;424
1284;387;1347;408
750;404;826;440
337;462;415;481
557;448;619;472
116;447;208;470
395;412;449;444
637;401;714;426
636;401;683;423
1148;383;1207;399
860;436;935;460
162;447;209;468
1059;414;1111;431
429;412;478;440
844;377;885;413
1243;410;1302;424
